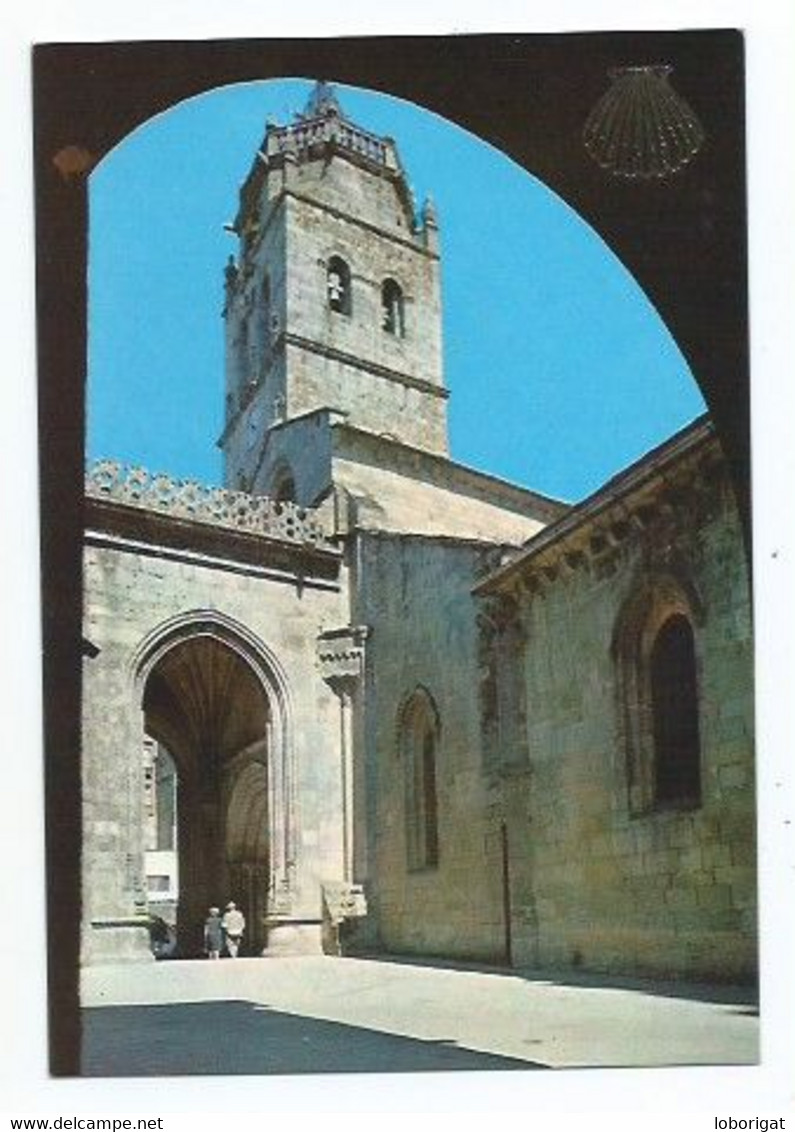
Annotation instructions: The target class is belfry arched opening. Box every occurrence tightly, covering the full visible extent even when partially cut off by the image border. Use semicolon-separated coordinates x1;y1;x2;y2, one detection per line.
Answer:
141;634;271;957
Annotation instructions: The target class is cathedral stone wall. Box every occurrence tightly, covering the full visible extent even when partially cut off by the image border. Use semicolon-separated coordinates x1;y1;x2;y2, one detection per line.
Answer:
354;532;506;962
224;354;288;492
82;85;756;984
350;428;755;982
253;410;564;538
483;449;756;981
335;455;549;542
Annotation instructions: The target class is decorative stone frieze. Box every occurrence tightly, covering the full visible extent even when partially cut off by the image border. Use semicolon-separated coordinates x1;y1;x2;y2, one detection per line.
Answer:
86;460;331;548
316;625;371;894
321;880;368;926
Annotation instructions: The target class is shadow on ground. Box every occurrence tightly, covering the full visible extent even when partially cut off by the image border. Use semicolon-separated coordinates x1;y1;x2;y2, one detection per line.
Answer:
353;952;759;1008
82;1000;546;1076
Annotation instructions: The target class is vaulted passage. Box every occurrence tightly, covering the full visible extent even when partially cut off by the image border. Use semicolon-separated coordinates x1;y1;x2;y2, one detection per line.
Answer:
142;635;271;957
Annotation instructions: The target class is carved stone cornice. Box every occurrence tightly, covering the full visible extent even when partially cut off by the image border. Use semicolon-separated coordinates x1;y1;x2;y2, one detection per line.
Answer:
321;881;367;926
316;625;370;693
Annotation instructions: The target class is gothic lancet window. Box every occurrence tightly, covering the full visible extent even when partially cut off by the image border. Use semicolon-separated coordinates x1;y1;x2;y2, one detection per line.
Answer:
613;573;703;815
381;279;405;336
650;614;701;807
327;256;352;315
399;688;440;870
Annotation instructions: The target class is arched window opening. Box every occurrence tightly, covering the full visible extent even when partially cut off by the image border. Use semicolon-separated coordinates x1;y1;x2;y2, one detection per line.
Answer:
237;314;250;380
421;729;439;867
399;689;440;871
612;572;705;816
327;256;351;315
650;614;701;807
381;278;405;336
271;462;296;504
259;275;271;355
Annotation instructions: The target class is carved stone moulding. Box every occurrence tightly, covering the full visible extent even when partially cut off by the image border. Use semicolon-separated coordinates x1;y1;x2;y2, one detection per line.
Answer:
316;625;370;689
86;459;331;548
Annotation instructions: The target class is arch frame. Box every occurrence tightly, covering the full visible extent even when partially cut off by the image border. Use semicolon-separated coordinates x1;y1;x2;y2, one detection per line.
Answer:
130;609;299;918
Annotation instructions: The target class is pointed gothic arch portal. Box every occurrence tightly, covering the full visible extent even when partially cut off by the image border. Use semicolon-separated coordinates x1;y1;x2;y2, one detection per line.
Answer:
137;618;291;957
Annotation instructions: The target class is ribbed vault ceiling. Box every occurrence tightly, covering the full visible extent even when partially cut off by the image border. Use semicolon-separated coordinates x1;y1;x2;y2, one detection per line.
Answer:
143;636;269;776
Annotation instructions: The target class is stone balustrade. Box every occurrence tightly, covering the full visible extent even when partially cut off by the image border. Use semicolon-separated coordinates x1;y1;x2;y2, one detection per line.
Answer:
85;460;332;548
271;117;388;166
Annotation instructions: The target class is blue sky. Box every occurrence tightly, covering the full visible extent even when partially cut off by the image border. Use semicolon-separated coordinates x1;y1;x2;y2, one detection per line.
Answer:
88;77;705;503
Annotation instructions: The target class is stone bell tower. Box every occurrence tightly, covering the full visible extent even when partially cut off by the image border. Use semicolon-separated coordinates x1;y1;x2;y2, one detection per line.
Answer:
219;80;448;495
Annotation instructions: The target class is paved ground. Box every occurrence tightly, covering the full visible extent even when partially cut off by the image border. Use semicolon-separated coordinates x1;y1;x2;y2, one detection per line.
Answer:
81;954;759;1076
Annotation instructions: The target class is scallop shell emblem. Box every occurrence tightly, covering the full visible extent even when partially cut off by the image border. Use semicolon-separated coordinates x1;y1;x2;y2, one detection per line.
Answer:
583;65;705;180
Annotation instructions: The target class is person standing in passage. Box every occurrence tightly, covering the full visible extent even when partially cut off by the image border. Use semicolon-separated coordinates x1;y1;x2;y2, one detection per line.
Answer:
203;906;224;960
222;901;245;958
